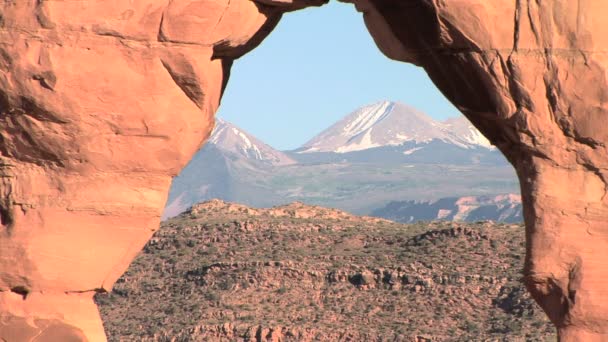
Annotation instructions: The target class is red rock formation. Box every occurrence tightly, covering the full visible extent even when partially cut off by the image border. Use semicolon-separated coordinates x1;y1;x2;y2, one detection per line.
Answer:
0;1;323;340
344;0;608;340
0;0;606;341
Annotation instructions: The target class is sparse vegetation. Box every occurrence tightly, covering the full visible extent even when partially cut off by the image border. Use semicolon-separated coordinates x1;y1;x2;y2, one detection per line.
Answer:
96;200;555;341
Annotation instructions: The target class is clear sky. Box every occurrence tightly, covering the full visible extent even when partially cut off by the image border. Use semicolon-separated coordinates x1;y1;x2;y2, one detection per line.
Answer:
217;1;461;151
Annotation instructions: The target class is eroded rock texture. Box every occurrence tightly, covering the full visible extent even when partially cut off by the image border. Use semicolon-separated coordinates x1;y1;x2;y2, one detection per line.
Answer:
0;0;606;341
345;0;608;340
0;0;323;341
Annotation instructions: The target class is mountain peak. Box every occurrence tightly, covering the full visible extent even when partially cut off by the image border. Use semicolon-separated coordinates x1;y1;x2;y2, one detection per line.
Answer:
298;101;492;154
209;118;295;165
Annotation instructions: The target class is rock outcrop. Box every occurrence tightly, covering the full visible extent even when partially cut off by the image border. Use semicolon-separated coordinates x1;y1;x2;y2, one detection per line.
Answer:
0;0;606;341
0;1;323;341
343;0;608;340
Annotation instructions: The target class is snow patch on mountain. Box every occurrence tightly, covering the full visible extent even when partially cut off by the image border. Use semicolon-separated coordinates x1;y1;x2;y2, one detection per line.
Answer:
336;130;381;153
443;117;494;149
210;119;295;165
342;101;393;137
403;147;424;155
465;129;493;148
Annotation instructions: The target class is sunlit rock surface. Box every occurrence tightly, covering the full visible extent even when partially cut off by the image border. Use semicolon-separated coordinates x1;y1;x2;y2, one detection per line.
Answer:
344;0;608;340
0;0;323;340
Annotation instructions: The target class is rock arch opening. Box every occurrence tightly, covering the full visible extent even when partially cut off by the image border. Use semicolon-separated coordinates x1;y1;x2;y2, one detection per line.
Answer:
0;1;606;341
164;1;520;222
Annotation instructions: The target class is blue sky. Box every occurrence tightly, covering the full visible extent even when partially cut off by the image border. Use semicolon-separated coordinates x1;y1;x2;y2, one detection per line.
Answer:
217;1;461;150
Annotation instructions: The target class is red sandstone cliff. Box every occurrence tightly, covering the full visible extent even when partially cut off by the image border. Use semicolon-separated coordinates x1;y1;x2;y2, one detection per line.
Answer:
0;1;323;340
345;1;608;340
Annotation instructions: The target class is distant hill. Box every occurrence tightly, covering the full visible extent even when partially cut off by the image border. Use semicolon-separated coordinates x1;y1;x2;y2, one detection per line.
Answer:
164;101;519;219
372;194;523;223
97;200;554;341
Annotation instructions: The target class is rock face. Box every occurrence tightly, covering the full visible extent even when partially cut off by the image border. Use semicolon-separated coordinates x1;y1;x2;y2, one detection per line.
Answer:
343;0;608;340
0;1;323;341
0;0;606;341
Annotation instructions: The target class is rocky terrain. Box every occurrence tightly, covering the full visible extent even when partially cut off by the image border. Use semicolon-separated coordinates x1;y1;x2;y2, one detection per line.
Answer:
97;200;554;341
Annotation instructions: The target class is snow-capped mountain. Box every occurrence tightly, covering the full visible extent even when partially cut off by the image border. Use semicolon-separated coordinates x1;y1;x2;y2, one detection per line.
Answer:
164;104;517;220
163;119;295;219
298;101;493;154
210;118;295;166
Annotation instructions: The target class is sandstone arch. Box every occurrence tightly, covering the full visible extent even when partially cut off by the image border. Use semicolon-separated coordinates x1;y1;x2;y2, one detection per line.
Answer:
0;1;606;341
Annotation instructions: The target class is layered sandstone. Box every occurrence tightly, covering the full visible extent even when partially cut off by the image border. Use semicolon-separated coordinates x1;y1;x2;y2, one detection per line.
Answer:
0;0;606;341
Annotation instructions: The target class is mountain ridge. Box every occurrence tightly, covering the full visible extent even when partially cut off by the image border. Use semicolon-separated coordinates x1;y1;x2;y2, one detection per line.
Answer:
164;101;519;220
211;118;296;166
298;101;494;154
